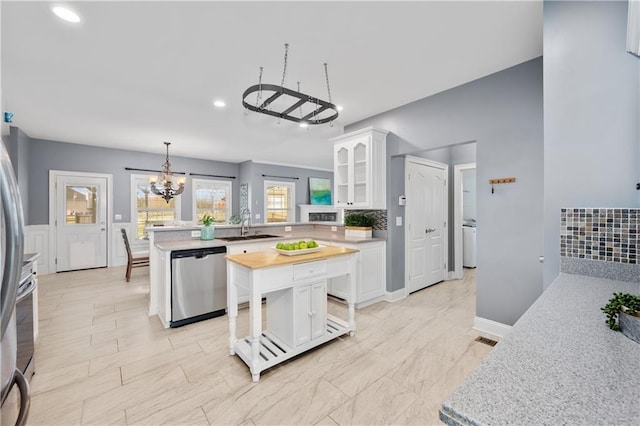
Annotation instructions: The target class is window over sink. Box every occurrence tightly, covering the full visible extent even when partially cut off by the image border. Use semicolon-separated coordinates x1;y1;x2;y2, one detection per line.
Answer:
192;178;232;224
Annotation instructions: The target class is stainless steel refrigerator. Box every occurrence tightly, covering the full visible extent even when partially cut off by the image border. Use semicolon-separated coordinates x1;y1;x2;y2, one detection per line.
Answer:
1;140;29;425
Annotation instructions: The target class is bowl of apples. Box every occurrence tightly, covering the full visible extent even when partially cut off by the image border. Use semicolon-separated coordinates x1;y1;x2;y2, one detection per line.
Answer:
274;240;322;256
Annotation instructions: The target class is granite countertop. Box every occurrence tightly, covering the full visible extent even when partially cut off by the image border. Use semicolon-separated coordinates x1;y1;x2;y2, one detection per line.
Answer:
441;273;640;426
155;232;384;251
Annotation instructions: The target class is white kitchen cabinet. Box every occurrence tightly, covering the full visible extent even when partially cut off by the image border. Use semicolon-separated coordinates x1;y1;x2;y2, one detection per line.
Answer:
267;280;327;348
227;242;274;303
321;240;386;308
331;127;388;209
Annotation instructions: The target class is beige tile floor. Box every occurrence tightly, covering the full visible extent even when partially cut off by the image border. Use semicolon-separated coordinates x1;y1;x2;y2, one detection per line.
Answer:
28;266;494;425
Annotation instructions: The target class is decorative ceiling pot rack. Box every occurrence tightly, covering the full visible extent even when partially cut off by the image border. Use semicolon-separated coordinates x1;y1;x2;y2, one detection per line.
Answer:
242;43;339;126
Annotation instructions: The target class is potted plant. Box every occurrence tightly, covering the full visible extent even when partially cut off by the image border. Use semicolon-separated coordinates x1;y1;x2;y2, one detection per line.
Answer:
344;213;374;238
601;292;640;344
200;213;215;240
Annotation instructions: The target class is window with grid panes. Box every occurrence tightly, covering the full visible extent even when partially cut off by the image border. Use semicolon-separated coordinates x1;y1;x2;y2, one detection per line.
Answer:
192;179;232;224
264;180;295;223
131;174;181;239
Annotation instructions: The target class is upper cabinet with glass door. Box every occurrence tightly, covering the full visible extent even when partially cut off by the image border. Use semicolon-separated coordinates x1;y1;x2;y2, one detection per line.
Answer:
331;127;388;209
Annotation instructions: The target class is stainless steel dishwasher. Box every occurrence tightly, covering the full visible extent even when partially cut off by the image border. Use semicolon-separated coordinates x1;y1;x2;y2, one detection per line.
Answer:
170;246;227;328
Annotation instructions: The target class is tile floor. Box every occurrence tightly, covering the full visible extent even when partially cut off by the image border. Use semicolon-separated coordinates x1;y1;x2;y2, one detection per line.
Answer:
28;266;493;425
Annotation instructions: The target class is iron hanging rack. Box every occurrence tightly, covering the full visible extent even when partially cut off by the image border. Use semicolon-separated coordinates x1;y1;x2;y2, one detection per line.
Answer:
242;43;339;125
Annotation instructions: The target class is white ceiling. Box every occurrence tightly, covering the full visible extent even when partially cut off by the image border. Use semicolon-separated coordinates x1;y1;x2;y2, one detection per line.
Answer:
1;1;542;170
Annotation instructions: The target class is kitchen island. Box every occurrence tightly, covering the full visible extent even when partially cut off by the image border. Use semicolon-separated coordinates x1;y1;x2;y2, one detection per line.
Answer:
440;273;640;425
226;246;359;382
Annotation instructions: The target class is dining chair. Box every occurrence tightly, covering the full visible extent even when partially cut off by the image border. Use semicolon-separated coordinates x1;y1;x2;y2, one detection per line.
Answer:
120;228;150;282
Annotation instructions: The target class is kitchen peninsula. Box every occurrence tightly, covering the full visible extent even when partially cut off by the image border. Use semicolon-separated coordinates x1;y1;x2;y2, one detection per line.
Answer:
146;223;384;328
226;246;359;382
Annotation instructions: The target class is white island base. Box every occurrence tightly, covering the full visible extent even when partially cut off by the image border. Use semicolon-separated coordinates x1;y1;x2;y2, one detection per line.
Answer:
226;246;358;382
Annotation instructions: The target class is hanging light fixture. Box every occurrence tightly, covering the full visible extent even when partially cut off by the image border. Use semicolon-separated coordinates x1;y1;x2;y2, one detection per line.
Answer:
242;43;339;126
149;142;185;203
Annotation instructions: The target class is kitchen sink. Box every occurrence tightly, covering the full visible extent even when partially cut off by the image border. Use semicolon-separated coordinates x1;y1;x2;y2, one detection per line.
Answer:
218;234;282;242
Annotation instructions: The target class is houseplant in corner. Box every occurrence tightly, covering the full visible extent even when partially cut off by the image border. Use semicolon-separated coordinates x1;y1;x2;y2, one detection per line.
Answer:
344;213;374;238
601;292;640;344
200;213;215;241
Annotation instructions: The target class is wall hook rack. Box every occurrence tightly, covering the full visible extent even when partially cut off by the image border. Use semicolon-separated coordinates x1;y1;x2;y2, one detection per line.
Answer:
489;177;516;194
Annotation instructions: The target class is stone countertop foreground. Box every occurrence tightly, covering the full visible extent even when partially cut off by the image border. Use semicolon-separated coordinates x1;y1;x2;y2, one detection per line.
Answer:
440;273;640;426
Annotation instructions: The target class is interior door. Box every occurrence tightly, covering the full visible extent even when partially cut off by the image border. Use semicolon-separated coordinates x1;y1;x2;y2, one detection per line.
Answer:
407;159;447;293
56;175;107;271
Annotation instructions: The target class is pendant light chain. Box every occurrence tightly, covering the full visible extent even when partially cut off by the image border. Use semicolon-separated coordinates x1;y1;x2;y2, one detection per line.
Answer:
324;63;333;104
280;43;289;88
256;66;264;110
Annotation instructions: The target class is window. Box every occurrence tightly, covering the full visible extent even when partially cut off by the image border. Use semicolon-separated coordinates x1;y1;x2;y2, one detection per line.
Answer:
192;179;232;224
131;174;181;239
264;180;295;223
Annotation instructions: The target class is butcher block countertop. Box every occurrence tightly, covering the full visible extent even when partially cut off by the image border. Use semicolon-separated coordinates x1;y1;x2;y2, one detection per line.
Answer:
225;246;358;269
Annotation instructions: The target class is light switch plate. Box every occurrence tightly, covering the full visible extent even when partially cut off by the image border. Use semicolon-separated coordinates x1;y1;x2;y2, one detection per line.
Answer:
331;226;337;232
114;214;122;221
255;213;261;219
284;226;292;232
191;231;201;238
396;216;402;226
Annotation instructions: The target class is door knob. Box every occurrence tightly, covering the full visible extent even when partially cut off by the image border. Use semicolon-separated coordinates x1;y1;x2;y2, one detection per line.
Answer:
425;228;436;233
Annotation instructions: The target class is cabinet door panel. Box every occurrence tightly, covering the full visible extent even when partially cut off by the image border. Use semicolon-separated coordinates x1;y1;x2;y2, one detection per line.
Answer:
294;285;312;346
310;282;327;340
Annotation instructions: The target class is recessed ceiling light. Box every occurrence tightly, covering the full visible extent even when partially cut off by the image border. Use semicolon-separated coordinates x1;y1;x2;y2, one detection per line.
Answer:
337;105;344;111
213;100;226;108
52;6;81;23
299;122;308;128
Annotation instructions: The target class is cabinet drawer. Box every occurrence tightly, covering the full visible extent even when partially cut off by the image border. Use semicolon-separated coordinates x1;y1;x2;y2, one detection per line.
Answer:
260;266;293;292
293;260;326;281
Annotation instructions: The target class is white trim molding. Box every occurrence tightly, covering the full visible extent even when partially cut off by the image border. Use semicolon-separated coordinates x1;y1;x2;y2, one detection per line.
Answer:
454;162;476;280
384;288;406;303
25;225;50;275
473;316;512;339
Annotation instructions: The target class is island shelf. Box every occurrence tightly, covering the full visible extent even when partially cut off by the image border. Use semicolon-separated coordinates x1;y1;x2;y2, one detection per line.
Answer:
226;246;359;382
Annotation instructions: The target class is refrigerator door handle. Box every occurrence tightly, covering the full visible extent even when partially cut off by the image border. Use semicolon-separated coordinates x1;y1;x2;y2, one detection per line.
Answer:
0;142;25;339
13;368;30;426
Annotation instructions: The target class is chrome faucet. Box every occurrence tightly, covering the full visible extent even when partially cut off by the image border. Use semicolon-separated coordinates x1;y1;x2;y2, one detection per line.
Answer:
240;208;251;236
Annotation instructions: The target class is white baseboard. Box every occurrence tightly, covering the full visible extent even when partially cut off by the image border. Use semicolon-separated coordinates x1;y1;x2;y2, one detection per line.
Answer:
384;288;406;303
473;316;512;339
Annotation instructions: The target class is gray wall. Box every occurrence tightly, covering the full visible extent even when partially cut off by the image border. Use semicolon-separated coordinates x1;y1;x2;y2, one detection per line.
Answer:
4;127;29;220
21;133;332;229
26;137;240;225
543;1;640;288
239;161;333;224
347;57;544;326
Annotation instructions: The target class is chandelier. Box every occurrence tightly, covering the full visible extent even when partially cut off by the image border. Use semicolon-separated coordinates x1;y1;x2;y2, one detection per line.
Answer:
242;43;339;126
150;142;185;203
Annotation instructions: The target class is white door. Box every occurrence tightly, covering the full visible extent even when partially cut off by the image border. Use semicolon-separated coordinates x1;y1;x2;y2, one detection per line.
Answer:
407;158;447;293
55;175;108;271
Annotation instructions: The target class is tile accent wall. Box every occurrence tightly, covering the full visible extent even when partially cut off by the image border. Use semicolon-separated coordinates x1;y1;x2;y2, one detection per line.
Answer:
560;208;639;282
344;210;388;231
560;208;638;264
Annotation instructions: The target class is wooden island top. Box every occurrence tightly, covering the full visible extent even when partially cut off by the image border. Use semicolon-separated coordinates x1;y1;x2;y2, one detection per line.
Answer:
225;245;358;269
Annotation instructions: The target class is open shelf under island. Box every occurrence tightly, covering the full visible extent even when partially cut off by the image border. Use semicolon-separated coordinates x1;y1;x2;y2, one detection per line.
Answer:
225;246;359;382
